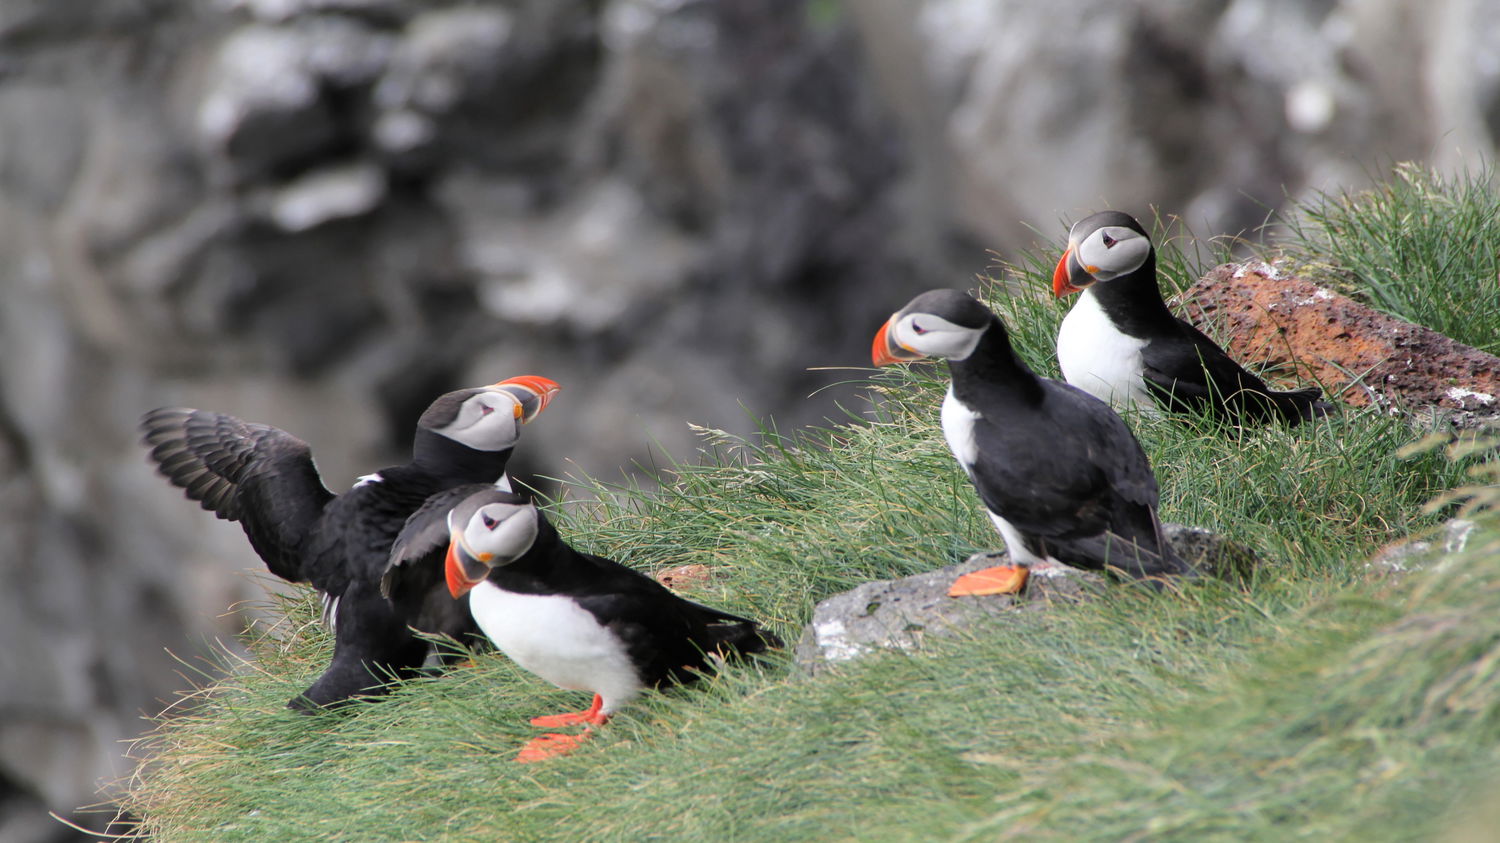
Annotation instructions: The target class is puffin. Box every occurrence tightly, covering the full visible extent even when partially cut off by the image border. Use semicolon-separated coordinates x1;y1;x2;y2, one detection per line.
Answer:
140;375;559;710
872;289;1190;596
1053;210;1331;425
398;486;779;762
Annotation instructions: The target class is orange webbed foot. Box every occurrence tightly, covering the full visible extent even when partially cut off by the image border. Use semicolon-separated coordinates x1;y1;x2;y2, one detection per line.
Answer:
528;693;608;728
948;565;1029;597
515;731;594;763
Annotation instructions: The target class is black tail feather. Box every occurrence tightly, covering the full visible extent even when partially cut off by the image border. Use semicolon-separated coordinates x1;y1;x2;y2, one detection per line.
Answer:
1048;529;1195;581
1274;386;1335;425
707;618;783;657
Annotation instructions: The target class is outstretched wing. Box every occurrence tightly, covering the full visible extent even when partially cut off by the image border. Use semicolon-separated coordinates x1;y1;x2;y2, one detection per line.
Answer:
141;407;334;582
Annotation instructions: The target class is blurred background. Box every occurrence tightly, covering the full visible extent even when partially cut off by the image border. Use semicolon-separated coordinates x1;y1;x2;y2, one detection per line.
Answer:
1;0;1497;838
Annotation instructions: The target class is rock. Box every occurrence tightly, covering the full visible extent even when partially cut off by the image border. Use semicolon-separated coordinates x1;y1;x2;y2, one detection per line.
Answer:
1168;523;1259;582
1367;519;1480;578
792;552;1099;675
258;159;387;232
1177;262;1500;427
794;524;1257;674
654;563;714;590
850;0;1500;245
194;24;343;183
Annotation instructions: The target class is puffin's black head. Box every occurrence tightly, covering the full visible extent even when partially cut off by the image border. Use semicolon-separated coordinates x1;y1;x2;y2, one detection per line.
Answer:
418;375;561;453
1053;211;1154;296
872;289;995;365
443;488;541;598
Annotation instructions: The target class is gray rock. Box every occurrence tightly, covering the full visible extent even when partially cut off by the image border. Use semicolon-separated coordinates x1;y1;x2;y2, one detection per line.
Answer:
1367;519;1480;577
194;24;341;183
849;0;1500;243
1166;523;1259;582
794;524;1258;674
258;159;387;232
794;553;1101;675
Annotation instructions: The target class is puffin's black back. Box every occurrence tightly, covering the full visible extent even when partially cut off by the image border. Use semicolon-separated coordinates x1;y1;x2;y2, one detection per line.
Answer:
1140;321;1332;425
488;515;781;687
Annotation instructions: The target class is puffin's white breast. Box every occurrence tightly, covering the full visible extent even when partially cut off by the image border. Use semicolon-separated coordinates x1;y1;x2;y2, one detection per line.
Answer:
468;582;642;713
940;386;980;472
1057;290;1157;414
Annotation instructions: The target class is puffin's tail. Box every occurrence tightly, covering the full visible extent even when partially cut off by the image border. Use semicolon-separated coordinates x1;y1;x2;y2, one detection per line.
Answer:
1052;527;1196;583
1273;386;1335;426
694;603;783;658
707;618;783;657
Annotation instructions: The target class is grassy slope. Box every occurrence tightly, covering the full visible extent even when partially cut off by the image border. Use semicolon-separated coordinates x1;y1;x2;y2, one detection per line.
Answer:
1280;162;1500;354
120;173;1498;841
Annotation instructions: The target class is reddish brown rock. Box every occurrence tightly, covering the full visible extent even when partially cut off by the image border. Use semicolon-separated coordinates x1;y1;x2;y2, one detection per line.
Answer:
654;563;715;590
1176;262;1500;418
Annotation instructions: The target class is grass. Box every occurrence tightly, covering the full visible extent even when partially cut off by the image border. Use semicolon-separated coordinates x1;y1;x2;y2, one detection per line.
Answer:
114;173;1500;841
1280;161;1500;354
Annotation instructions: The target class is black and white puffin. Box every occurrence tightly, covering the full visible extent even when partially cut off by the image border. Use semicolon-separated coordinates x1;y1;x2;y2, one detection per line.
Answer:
1053;210;1331;426
872;289;1190;596
140;375;559;710
398;486;779;762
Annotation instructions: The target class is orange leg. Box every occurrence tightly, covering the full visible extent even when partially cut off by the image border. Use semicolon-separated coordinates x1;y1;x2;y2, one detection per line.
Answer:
948;565;1029;597
529;693;608;728
515;731;596;763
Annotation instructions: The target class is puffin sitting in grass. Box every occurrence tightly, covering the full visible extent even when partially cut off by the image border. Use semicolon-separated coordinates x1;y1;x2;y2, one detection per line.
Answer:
388;486;780;762
873;289;1190;596
140;375;559;710
1053;210;1332;426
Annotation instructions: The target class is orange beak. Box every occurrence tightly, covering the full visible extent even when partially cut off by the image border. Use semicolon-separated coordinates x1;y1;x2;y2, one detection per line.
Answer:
871;315;923;366
491;375;561;423
1053;248;1086;297
445;540;487;598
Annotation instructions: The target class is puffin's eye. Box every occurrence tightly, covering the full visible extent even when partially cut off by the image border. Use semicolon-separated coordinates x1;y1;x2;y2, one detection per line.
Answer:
481;513;498;529
479;403;495;417
1101;231;1117;248
911;321;929;335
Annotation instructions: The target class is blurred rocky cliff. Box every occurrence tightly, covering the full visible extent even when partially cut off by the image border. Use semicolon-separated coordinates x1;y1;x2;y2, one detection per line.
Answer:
1;0;1496;838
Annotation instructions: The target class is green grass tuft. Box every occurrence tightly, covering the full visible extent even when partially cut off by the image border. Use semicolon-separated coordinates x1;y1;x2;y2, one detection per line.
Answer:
1280;161;1500;353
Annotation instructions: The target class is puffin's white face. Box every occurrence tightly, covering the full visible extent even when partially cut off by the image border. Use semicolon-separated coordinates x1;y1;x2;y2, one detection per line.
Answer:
434;388;528;451
453;500;538;566
888;311;985;361
1071;224;1151;283
428;375;559;451
445;497;540;597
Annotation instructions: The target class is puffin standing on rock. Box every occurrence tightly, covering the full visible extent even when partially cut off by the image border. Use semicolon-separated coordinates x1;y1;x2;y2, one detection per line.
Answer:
395;486;779;762
1053;210;1332;426
140;375;559;710
872;289;1190;596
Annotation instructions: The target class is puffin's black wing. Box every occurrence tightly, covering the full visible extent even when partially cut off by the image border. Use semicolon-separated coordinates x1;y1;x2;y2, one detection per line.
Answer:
141;407;334;582
967;381;1158;532
551;549;778;688
966;382;1181;576
1142;320;1329;425
381;483;497;599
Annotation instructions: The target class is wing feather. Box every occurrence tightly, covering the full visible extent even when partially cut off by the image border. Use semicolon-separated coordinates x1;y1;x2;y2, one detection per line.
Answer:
141;407;334;581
